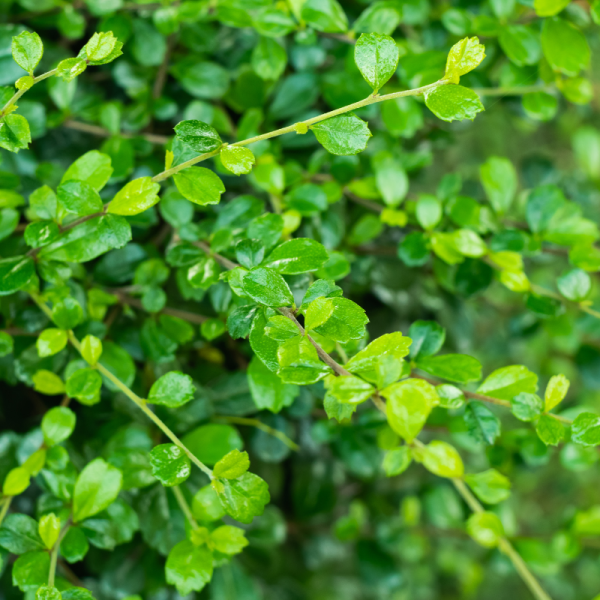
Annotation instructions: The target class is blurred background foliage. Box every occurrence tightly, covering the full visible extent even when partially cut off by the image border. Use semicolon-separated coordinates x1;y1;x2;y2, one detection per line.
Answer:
1;0;600;599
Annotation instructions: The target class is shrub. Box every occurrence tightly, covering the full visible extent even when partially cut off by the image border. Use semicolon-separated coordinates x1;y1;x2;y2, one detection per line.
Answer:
0;2;598;600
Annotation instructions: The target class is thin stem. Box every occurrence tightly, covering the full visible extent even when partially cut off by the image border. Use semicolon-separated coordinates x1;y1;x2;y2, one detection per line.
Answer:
1;68;57;117
152;80;446;183
113;291;208;324
0;497;12;526
48;543;59;587
215;416;299;451
472;84;553;97
63;120;170;145
171;485;199;529
30;294;213;479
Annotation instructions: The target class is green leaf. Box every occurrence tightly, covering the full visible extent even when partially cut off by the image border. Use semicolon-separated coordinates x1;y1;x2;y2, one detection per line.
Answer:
57;57;87;82
372;151;408;208
3;467;30;495
304;297;335;332
382;446;412;477
36;585;61;600
311;112;372;156
264;315;300;341
174;119;222;153
58;181;103;217
354;33;399;93
465;469;511;504
38;214;131;263
37;329;68;358
182;423;243;466
542;17;590;76
436;384;465;409
426;84;485;124
464;401;501;445
221;145;255;175
149;444;191;487
84;31;120;63
324;374;374;405
346;332;411;383
174;167;225;206
408;320;445;359
522;91;558;121
62;150;113;192
0;255;35;295
247;355;299;413
301;0;348;33
382;378;439;442
557;269;591;302
32;370;65;395
416;354;482;384
201;318;225;341
249;310;280;372
416;195;442;230
212;471;270;524
466;512;504;548
312;297;369;343
38;513;60;549
534;0;570;16
480;156;517;215
209;525;248;555
242;267;294;307
147;371;195;408
65;368;102;405
12;551;49;591
499;25;541;67
536;414;564;446
264;238;329;274
545;374;569;412
277;335;331;385
165;540;213;596
41;406;76;446
251;36;287;81
477;365;538;400
324;392;357;422
81;335;102;366
73;458;123;522
52;297;83;330
444;36;486;83
0;114;32;153
0;514;44;554
213;449;250;480
60;526;89;563
511;392;543;422
193;485;226;523
11;31;43;73
571;413;600;447
419;440;464;478
107;177;161;216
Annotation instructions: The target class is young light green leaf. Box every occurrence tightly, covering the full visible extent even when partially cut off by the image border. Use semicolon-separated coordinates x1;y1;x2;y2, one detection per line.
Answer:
3;467;30;496
465;469;511;504
149;444;191;487
38;513;60;549
419;440;464;478
81;334;102;365
311;112;372;156
444;36;486;83
536;414;564;446
212;472;270;524
166;540;213;596
37;329;68;358
41;406;76;446
174;167;225;206
381;378;439;442
107;177;161;216
354;33;399;93
305;297;335;331
148;371;195;408
57;57;87;81
62;150;113;192
301;0;348;33
571;413;600;447
416;354;482;384
312;297;369;343
466;512;504;548
0;114;32;153
511;392;543;422
221;145;255;175
541;17;590;76
11;31;43;73
84;31;117;62
324;374;374;405
477;365;538;400
545;374;569;412
425;84;484;122
32;370;65;395
534;0;570;16
213;449;250;480
382;446;412;477
65;368;102;405
557;269;591;302
436;384;465;409
209;525;248;555
73;457;123;522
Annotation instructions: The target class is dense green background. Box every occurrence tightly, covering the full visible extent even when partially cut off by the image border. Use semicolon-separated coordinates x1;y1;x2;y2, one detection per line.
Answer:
0;0;600;599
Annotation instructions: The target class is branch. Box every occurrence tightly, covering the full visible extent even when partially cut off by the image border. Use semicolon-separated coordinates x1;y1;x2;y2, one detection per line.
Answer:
63;120;170;145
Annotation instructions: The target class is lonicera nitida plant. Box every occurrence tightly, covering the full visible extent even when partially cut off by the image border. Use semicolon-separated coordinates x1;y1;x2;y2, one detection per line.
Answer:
0;1;599;599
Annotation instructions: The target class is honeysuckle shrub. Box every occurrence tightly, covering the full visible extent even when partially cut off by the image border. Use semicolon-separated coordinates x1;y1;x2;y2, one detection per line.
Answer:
0;1;599;599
